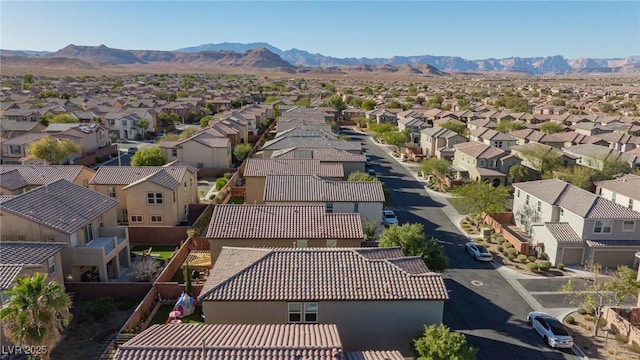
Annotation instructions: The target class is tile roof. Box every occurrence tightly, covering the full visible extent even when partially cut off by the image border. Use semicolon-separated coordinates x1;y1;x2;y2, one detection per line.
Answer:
514;179;640;219
261;137;361;152
594;174;640;200
542;223;584;243
342;351;404;360
199;247;448;302
0;264;24;290
586;239;640;247
90;165;190;185
206;204;363;239
264;175;385;203
454;141;507;159
0;242;67;265
272;148;366;162
115;324;343;360
0;179;119;234
0;165;91;191
244;159;344;178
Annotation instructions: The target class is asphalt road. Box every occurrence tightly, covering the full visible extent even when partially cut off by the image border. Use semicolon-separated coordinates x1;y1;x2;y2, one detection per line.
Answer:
349;130;579;360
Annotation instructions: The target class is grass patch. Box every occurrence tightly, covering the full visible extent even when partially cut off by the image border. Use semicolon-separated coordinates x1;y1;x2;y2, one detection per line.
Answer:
149;304;204;325
130;245;176;261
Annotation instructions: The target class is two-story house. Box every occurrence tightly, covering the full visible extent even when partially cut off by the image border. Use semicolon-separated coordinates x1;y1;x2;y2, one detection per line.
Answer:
419;126;467;161
0;179;130;282
452;141;521;186
159;128;232;170
243;159;344;204
0;133;47;164
205;204;364;262
0;165;95;195
263;175;385;223
594;174;640;213
562;144;640;171
469;127;519;152
270;147;366;177
90;163;199;226
513;179;640;267
398;117;430;144
197;246;447;355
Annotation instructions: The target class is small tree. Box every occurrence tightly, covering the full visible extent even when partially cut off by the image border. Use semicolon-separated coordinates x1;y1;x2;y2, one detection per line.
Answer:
561;264;640;336
451;182;510;218
27;136;80;165
379;223;448;272
132;256;161;282
362;219;378;241
48;114;78;124
554;166;595;190
496;120;526;133
413;323;478;360
135;118;150;138
131;146;167;166
508;164;530;183
420;158;452;177
233;143;252;163
361;99;377;111
439;122;467;136
519;144;562;176
382;130;410;152
200;115;214;127
539;121;564;134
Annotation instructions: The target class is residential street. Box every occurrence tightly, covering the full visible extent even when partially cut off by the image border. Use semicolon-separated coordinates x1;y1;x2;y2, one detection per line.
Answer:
348;130;580;360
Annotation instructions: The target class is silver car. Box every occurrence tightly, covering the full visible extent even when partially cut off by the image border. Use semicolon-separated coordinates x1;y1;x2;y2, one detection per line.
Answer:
527;311;574;349
382;209;398;227
465;242;493;262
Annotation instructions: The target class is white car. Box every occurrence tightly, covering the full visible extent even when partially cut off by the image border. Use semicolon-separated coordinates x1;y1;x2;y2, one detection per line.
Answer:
465;242;493;262
527;311;574;349
382;209;398;227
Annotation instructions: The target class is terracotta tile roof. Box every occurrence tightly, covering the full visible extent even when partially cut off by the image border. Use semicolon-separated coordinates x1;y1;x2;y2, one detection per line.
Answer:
206;204;363;239
261;136;361;152
0;165;91;191
264;175;385;203
244;159;344;178
272;148;366;162
342;351;405;360
454;141;507;159
594;174;640;200
0;241;67;265
115;324;343;360
199;247;448;302
90;165;191;185
0;179;119;234
586;239;640;247
543;223;584;243
0;264;24;290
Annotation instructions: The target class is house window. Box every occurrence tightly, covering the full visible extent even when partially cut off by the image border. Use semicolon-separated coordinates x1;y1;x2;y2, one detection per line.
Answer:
150;215;163;223
325;203;333;213
9;145;22;154
516;190;520;198
593;220;612;234
353;203;359;212
537;201;541;212
560;209;564;217
99;216;104;228
184;205;188;216
130;215;143;223
326;239;337;248
304;303;318;322
611;193;617;202
147;192;163;204
296;240;307;248
629;199;634;209
172;149;178;157
48;256;56;274
108;186;116;197
525;195;530;205
85;223;94;243
71;233;78;247
490;159;497;168
496;141;503;148
189;177;193;187
623;221;635;232
288;303;302;322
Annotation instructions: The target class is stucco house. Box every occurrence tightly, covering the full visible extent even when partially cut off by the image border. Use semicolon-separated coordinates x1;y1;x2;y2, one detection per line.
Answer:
452;141;521;186
114;323;404;360
89;162;199;226
259;132;361;158
513;179;640;267
594;174;640;213
198;246;448;355
0;179;130;282
159;128;232;170
270;148;366;177
243;159;344;204
0;165;95;195
205;204;363;262
469;127;519;152
562;144;640;171
419;126;467;160
263;175;385;223
0;132;47;164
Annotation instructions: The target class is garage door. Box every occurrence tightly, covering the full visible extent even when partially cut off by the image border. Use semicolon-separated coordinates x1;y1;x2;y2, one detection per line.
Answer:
591;250;636;268
560;247;584;265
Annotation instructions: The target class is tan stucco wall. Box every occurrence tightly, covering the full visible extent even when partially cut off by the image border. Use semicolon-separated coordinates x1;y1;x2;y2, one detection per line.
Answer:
164;140;231;169
209;238;362;264
244;176;266;204
92;184;128;222
0;211;70;243
203;299;443;355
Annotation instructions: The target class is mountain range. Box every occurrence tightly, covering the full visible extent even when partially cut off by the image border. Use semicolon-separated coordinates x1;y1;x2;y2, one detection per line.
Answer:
2;42;639;75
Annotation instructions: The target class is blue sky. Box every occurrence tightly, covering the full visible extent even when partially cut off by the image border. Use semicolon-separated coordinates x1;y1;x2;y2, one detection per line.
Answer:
1;1;638;59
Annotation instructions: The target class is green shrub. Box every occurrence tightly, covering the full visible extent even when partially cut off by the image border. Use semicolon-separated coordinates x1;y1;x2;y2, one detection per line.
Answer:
504;242;513;249
615;333;629;343
215;178;228;190
578;308;587;315
539;252;549;260
506;248;518;257
565;316;575;324
517;254;528;263
88;296;114;321
223;172;232;179
116;299;135;311
537;260;551;271
626;342;640;353
528;256;537;263
557;263;565;271
497;237;505;245
497;246;504;253
526;262;539;272
598;317;607;328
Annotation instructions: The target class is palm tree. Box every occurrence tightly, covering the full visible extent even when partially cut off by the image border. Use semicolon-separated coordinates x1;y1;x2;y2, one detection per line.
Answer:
0;273;72;360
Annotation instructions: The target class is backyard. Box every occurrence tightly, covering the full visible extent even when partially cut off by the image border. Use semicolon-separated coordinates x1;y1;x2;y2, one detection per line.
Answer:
149;304;204;325
130;245;177;262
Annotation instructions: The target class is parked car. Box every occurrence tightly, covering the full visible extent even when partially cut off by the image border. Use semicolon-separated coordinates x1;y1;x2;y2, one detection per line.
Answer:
527;311;574;348
365;156;372;167
465;242;493;262
382;209;398;227
127;147;138;155
367;168;376;176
